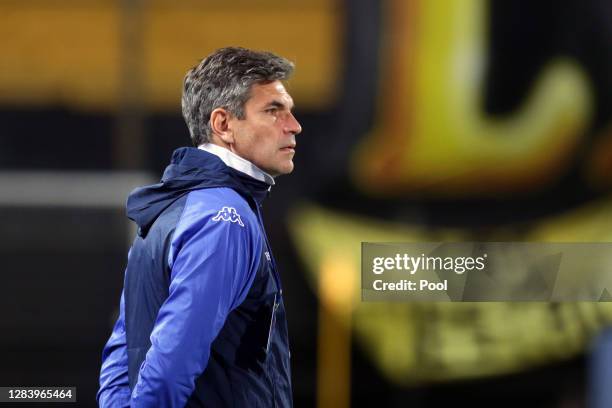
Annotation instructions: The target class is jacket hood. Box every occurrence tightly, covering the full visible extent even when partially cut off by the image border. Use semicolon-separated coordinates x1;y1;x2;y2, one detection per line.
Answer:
127;147;271;236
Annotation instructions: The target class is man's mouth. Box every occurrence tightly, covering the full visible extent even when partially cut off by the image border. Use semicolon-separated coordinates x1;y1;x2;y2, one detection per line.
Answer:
280;144;296;152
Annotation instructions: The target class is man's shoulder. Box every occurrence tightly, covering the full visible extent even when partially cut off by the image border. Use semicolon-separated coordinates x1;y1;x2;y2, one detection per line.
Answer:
181;187;257;230
167;188;261;268
186;187;252;213
187;186;247;204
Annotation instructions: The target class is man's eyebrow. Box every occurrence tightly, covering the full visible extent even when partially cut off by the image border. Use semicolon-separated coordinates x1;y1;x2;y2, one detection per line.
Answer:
264;100;295;110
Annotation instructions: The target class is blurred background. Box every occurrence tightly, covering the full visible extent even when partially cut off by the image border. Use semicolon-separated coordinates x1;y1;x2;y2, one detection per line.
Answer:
2;0;612;407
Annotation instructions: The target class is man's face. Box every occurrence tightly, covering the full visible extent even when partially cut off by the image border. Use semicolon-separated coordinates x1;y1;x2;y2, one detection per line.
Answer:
229;80;302;177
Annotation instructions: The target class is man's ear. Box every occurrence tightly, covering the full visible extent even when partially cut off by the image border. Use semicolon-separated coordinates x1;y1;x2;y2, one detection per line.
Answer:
210;108;235;145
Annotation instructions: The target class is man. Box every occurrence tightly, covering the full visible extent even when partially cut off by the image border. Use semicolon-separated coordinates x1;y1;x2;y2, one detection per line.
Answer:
97;47;302;407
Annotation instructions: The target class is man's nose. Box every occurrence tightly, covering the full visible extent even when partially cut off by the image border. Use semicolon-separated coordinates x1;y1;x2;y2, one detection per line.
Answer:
285;112;302;135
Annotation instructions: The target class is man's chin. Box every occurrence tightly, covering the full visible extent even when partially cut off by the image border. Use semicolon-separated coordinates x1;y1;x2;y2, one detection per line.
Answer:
270;162;294;177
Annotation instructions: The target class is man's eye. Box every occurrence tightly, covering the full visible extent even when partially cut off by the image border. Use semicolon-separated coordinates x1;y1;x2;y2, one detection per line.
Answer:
266;108;278;114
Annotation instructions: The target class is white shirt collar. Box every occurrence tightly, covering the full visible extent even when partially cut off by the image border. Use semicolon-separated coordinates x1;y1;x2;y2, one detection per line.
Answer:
198;143;275;186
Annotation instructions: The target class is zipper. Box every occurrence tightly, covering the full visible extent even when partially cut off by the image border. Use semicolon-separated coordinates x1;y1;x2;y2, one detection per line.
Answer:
255;200;280;407
266;293;280;353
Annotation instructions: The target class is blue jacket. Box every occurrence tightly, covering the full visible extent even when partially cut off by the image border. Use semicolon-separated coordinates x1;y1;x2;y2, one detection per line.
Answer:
97;146;292;407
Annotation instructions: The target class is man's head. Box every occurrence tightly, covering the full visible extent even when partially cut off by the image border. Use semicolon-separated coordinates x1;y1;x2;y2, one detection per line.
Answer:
182;47;302;176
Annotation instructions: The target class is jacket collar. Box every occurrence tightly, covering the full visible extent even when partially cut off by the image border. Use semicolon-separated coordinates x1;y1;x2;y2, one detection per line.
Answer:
198;143;275;186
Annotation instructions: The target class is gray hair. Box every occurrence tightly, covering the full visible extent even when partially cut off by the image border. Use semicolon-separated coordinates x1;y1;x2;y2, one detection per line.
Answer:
181;47;295;146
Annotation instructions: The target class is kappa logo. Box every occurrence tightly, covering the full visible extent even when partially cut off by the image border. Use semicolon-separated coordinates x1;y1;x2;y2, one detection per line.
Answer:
212;206;245;227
